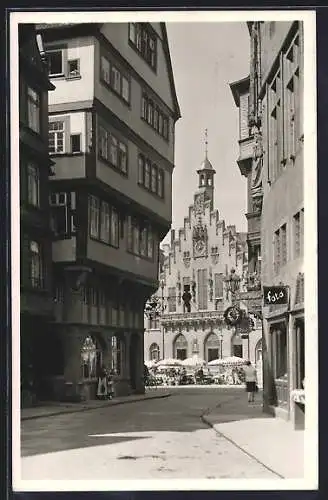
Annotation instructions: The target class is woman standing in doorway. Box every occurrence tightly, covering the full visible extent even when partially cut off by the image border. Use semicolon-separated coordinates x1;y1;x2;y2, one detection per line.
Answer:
243;361;257;403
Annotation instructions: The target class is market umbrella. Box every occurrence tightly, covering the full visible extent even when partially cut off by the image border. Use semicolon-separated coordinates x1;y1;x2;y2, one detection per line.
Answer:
182;356;206;367
144;360;158;368
208;356;248;367
220;356;248;366
156;358;184;367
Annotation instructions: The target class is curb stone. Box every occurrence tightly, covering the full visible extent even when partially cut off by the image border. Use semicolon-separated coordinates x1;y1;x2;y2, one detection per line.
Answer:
21;392;171;421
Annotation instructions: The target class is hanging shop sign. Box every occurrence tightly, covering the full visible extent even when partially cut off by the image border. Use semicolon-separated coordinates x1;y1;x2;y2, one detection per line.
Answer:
224;305;242;326
263;286;288;306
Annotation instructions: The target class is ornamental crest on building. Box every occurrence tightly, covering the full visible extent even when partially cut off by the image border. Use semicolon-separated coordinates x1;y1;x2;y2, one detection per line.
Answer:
193;221;208;258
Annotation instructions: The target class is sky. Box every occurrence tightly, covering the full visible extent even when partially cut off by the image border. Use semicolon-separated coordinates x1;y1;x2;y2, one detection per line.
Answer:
164;22;250;243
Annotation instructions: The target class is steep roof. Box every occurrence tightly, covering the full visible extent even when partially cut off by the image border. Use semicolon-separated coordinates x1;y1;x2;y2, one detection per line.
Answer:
160;23;181;122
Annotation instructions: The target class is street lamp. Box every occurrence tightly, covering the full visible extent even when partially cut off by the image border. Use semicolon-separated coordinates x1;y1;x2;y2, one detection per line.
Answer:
225;268;241;303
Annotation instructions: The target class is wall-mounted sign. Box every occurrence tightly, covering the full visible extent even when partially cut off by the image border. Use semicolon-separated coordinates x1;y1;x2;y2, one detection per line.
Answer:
263;286;288;305
224;305;242;326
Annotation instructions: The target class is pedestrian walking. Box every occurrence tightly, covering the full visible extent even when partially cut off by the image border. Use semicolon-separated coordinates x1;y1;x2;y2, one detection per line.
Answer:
243;361;257;403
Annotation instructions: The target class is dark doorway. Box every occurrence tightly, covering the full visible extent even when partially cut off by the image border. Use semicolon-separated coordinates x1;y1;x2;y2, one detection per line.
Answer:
208;348;219;362
176;348;187;360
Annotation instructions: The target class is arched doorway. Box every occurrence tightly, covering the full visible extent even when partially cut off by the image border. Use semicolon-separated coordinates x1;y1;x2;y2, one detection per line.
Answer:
204;332;220;362
173;334;188;360
149;342;160;361
130;333;139;390
81;335;104;380
231;331;243;358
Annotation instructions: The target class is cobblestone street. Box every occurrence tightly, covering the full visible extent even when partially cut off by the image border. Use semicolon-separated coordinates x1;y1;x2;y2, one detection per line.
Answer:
20;388;285;481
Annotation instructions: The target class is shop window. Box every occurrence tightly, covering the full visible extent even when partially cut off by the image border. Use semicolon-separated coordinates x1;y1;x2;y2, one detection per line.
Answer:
70;134;81;153
295;319;305;389
81;336;102;380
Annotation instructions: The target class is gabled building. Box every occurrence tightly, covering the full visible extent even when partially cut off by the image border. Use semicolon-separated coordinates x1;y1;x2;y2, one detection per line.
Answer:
144;142;262;367
233;21;305;423
19;24;55;406
37;22;180;399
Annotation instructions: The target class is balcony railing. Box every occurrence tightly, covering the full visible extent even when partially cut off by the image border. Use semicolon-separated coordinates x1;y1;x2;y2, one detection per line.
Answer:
162;310;224;322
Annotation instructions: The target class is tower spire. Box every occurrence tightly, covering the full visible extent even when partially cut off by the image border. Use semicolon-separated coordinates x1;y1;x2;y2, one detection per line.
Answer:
205;128;208;159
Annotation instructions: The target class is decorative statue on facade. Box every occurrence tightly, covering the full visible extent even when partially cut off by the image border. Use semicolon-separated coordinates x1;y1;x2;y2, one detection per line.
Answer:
251;128;263;214
182;285;192;313
193;221;208;258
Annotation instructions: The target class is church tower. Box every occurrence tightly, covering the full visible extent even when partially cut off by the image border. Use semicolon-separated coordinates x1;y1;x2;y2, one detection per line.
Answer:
196;129;216;211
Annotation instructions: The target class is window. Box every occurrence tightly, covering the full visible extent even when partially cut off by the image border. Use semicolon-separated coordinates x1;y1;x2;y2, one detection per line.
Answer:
98;125;128;175
127;215;133;252
111;207;119;247
129;22;157;70
274;228;281;274
274;223;288;274
140;227;147;257
149;343;160;361
118;142;127;174
285;34;300;161
147;229;154;259
70;134;81;153
27;86;40;133
151;165;157;193
281;224;287;266
30;240;43;288
214;273;224;298
109;135;118;166
100;56;110;84
49;121;65;153
67;59;80;78
294;208;304;258
100;54;130;104
100;201;110;244
81;336;102;380
111;66;121;93
90;195;100;239
141;92;169;140
89;195;120;247
157;170;164;198
197;269;208;310
271;324;287;381
127;216;154;260
269;71;283;182
168;287;176;312
111;336;121;375
121;76;130;103
145;160;151;189
99;126;109;160
46;49;64;77
205;333;220;362
50;192;69;238
27;162;40;207
174;334;187;360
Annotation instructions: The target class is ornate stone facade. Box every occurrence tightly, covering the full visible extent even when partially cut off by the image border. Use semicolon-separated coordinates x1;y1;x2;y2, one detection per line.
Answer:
144;145;262;365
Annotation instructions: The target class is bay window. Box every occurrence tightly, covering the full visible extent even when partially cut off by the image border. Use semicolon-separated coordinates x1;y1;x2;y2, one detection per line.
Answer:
27;86;40;133
27;162;40;207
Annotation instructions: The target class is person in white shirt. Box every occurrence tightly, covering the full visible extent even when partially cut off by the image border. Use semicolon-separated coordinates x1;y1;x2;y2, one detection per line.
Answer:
243;361;257;403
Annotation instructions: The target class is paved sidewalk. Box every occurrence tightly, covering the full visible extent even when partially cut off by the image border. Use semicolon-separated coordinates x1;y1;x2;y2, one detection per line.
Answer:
203;392;304;479
21;388;170;421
